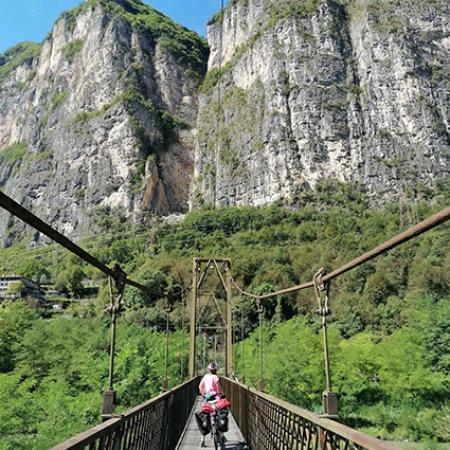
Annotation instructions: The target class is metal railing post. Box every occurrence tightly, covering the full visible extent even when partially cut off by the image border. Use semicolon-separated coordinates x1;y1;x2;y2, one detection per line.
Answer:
314;269;339;419
102;266;126;421
189;259;199;378
163;300;171;392
257;299;265;392
225;260;233;377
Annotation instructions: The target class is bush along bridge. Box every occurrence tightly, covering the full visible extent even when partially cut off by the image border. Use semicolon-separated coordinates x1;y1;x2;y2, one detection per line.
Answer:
0;190;449;450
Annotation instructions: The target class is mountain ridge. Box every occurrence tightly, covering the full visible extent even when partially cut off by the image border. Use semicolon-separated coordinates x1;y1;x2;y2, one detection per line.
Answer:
0;0;449;245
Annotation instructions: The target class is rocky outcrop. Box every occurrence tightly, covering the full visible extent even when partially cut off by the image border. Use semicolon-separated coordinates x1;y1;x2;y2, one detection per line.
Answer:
0;0;208;243
193;0;450;208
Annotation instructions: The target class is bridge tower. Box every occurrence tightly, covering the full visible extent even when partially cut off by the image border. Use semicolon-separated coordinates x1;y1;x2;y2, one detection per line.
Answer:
189;258;233;378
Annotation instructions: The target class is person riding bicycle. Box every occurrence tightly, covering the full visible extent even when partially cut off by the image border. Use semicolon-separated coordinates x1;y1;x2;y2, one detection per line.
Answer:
199;362;220;447
199;361;220;398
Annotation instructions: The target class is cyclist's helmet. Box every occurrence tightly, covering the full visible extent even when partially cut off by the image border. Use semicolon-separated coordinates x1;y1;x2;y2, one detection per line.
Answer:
208;361;218;372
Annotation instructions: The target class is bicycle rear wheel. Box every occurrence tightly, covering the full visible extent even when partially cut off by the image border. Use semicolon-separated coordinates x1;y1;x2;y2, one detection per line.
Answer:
219;433;226;450
213;426;219;450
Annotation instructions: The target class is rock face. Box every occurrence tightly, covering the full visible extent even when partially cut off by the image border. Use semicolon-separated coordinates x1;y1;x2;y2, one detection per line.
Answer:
0;0;208;243
193;0;450;208
2;0;450;243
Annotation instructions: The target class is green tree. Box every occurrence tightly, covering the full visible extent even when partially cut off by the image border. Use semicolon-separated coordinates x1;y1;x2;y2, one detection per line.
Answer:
0;301;38;373
6;281;23;298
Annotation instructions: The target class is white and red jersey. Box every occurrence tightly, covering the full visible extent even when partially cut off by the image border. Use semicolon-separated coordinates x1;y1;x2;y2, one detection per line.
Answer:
199;373;219;395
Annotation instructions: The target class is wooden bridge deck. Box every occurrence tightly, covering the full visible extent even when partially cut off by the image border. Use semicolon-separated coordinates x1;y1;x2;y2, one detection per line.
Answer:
176;397;245;450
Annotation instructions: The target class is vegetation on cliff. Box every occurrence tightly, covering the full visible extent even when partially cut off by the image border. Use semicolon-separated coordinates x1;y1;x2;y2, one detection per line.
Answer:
62;0;208;77
0;42;40;84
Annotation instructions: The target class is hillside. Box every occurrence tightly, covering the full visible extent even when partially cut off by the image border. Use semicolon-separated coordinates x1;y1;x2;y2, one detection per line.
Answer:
0;188;449;448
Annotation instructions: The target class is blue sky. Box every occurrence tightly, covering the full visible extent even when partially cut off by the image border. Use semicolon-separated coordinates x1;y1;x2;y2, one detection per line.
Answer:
0;0;226;53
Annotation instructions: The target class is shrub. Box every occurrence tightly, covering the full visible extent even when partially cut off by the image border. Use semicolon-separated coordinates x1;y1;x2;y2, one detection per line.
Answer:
0;42;41;84
0;142;28;166
63;40;84;64
51;92;68;110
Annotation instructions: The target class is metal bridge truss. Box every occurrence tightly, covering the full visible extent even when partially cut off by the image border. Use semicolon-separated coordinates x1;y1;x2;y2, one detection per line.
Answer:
189;258;233;378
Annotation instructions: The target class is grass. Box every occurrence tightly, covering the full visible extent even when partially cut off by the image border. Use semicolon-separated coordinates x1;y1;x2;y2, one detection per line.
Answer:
72;95;124;126
32;148;54;162
51;92;68;111
0;42;41;84
0;142;28;166
322;98;349;110
267;0;321;28
63;40;84;64
431;64;450;86
199;67;228;94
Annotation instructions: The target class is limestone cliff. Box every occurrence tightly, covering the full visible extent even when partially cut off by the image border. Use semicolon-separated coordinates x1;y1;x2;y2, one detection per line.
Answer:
2;0;450;244
0;0;208;243
193;0;450;208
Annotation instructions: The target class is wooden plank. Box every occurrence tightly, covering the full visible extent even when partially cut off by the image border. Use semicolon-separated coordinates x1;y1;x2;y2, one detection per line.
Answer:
177;398;245;450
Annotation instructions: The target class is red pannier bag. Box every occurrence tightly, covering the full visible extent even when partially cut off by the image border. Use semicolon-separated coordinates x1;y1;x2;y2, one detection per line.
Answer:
201;402;216;414
216;398;231;410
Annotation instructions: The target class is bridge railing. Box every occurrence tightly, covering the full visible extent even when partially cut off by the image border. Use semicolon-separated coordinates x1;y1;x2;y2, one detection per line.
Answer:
222;378;399;450
51;377;199;450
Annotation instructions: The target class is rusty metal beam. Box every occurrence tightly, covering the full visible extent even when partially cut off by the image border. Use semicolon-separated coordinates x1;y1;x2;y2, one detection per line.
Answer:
213;260;228;292
196;259;211;290
210;293;226;326
195;257;230;263
0;191;148;291
258;205;450;300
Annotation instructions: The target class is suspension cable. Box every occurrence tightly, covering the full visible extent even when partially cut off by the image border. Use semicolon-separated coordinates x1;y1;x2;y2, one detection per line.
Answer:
0;191;150;291
257;298;265;392
179;289;186;383
230;275;261;300
232;293;237;379
240;293;246;383
163;299;171;392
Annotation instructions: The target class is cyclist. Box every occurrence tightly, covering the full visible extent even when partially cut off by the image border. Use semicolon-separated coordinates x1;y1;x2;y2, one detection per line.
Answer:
199;362;220;447
199;361;220;398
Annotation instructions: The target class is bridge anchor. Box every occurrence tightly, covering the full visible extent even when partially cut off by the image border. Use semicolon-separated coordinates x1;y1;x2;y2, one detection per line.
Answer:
322;391;339;419
101;389;116;420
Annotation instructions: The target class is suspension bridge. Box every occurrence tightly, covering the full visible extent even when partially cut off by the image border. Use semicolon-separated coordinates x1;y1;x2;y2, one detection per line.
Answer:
0;190;449;450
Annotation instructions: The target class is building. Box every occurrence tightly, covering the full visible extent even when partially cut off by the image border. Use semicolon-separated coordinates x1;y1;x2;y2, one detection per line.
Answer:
0;275;46;301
